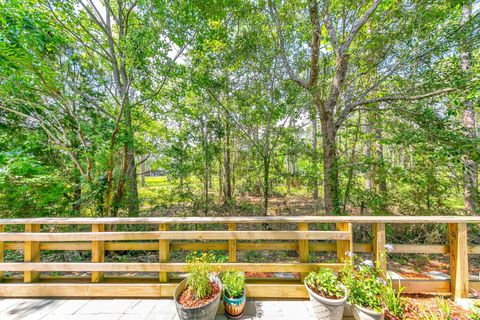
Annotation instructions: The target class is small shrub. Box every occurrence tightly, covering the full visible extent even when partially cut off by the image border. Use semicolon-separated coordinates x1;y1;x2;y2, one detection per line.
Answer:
186;252;215;300
222;271;245;299
305;268;345;299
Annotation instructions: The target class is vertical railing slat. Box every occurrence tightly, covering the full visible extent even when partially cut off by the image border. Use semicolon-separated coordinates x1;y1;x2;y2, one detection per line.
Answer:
336;223;353;262
298;222;309;280
372;223;387;275
448;222;469;300
24;224;40;283
159;224;169;282
228;223;237;262
92;224;105;283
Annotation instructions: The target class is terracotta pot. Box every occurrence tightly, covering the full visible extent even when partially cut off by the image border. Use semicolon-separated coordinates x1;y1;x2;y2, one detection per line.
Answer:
352;304;384;320
174;275;222;320
223;289;246;318
304;280;347;320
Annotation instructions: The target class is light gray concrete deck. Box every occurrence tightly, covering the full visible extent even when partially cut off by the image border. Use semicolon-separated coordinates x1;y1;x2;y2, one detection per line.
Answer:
0;298;337;320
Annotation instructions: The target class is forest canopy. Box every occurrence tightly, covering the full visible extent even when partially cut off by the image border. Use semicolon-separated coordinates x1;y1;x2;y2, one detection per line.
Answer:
0;0;479;218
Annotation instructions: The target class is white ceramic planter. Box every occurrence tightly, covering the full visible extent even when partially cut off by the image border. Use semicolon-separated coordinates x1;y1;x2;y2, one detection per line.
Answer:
304;280;347;320
352;304;384;320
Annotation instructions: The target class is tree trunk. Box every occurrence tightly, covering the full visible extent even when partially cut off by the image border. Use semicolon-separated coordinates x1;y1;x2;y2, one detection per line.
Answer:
364;117;373;192
319;108;340;215
460;1;478;212
125;105;139;217
361;116;372;215
263;156;270;215
286;156;291;195
374;117;387;196
140;157;146;187
72;174;82;215
203;125;209;214
218;158;223;203
223;123;233;204
311;108;319;200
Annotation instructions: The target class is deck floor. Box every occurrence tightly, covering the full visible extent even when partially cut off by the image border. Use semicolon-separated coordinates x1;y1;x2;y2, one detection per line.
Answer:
0;298;356;320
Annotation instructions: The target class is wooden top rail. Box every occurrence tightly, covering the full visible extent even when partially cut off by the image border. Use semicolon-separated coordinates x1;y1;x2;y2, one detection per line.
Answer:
0;215;478;225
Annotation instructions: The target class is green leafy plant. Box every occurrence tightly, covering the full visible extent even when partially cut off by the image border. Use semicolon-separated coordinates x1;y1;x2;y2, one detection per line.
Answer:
305;268;345;299
382;277;406;318
186;252;215;300
341;255;384;312
471;303;480;320
222;271;245;299
435;297;454;320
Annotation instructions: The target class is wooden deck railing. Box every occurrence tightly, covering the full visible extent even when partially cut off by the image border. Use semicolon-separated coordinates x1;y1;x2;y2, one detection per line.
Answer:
0;216;477;299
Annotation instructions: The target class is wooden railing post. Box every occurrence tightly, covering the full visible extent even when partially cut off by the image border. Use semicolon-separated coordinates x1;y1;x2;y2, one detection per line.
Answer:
448;223;469;300
24;224;40;283
228;223;237;262
0;224;3;282
159;224;169;282
92;224;105;283
372;223;387;274
298;222;309;280
336;223;352;262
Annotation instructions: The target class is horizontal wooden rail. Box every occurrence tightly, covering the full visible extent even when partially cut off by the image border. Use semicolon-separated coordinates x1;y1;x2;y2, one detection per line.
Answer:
0;215;479;225
0;262;343;273
4;242;477;255
0;230;350;241
0;279;476;298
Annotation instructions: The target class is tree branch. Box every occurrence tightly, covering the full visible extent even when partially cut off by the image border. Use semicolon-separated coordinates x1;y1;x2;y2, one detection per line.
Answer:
342;0;382;52
267;0;308;89
335;87;456;129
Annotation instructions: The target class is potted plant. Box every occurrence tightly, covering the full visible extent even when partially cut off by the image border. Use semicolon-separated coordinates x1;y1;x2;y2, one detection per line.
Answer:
174;252;222;320
304;268;348;320
341;257;385;320
221;270;246;318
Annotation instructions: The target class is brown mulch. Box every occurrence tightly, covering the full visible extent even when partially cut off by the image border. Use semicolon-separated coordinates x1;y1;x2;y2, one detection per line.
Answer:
384;311;401;320
402;294;472;320
178;281;220;308
245;272;275;278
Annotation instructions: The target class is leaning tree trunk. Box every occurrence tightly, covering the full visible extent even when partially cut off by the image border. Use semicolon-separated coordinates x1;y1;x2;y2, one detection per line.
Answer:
460;1;478;212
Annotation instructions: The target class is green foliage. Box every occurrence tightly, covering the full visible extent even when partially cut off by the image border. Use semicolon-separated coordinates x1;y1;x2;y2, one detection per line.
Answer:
471;303;480;320
341;256;384;312
435;298;454;320
185;252;215;300
305;268;345;299
382;277;406;318
221;271;245;299
0;0;478;219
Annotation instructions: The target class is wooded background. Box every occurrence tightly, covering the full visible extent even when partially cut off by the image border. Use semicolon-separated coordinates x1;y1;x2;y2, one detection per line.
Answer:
0;0;478;218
